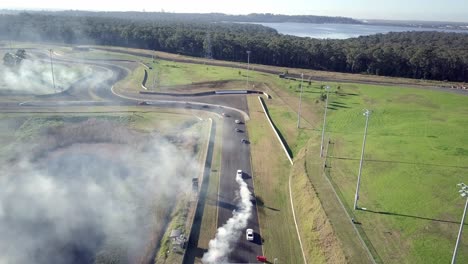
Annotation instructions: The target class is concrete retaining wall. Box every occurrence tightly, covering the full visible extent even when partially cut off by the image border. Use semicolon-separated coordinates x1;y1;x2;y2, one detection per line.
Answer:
257;96;293;165
140;89;269;98
141;69;148;90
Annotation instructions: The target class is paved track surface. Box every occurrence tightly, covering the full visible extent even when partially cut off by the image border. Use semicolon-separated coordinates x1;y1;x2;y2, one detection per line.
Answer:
0;50;264;263
217;100;263;263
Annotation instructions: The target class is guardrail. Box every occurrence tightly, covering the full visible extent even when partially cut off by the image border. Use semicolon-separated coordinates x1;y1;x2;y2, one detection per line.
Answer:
140;91;215;97
141;69;148;90
140;90;270;98
139;61;151;69
257;96;293;165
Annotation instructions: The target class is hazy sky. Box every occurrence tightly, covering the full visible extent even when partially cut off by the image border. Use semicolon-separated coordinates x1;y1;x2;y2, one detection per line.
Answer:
2;0;468;22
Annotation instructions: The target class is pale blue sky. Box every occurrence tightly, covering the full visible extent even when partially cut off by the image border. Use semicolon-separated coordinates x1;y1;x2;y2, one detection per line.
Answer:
2;0;468;22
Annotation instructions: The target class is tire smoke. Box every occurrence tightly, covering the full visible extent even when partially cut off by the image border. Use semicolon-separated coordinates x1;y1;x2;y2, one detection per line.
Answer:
202;173;253;263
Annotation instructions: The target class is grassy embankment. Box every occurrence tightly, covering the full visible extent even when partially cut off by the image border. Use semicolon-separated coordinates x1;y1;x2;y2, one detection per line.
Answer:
155;117;212;264
247;81;372;263
246;96;304;263
192;118;223;264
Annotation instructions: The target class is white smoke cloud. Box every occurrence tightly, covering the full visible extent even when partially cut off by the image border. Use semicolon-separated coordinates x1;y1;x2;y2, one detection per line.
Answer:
0;58;90;95
202;173;253;263
0;127;197;264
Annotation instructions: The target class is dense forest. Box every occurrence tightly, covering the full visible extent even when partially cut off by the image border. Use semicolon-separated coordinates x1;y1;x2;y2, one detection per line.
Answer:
0;10;362;24
1;12;467;82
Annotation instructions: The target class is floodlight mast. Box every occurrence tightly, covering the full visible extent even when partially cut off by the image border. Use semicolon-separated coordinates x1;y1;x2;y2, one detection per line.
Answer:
320;85;330;157
451;183;468;264
49;49;56;93
353;109;371;210
297;73;304;128
246;50;251;89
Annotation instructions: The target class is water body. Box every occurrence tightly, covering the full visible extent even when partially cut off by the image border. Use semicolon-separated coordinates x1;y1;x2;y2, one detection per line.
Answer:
252;22;468;39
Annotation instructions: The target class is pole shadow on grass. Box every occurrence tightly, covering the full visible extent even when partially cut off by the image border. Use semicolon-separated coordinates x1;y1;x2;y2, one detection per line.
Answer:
253;195;280;212
329;102;351;109
359;208;468;225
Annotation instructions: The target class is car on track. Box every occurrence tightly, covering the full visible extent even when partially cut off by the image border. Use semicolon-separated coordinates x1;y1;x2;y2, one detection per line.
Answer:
234;119;242;124
222;112;230;117
241;139;249;144
235;128;241;132
237;170;243;178
246;228;254;241
138;101;148;105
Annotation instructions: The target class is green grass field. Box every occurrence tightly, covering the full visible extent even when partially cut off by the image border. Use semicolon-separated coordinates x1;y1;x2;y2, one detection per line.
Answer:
263;80;468;263
318;84;468;263
147;60;245;87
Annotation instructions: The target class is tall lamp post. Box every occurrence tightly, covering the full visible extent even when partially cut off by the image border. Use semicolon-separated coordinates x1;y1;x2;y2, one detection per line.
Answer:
320;85;330;157
297;73;304;128
246;50;251;89
49;49;56;93
353;109;371;210
451;183;468;264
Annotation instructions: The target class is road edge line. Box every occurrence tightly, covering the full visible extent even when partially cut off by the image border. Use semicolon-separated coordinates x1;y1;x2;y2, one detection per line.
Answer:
256;96;307;263
289;164;308;264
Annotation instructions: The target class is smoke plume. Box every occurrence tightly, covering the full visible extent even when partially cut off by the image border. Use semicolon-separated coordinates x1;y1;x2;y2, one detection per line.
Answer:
0;58;89;94
0;120;197;264
202;173;253;263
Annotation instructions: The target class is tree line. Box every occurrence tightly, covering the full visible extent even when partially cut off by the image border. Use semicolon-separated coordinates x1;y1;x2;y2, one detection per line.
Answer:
1;10;362;24
1;13;467;82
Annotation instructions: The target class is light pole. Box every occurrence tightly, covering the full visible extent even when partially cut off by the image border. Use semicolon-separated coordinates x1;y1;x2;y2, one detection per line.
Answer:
153;70;157;90
297;73;304;128
320;85;331;157
49;49;56;93
451;183;468;264
353;109;371;210
246;50;251;89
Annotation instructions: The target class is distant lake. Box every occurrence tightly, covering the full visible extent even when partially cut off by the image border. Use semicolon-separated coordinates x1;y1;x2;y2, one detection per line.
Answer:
251;22;468;39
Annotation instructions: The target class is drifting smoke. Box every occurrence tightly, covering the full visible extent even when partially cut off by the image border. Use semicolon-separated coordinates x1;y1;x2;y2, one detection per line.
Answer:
0;120;198;264
202;174;253;263
0;58;89;95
